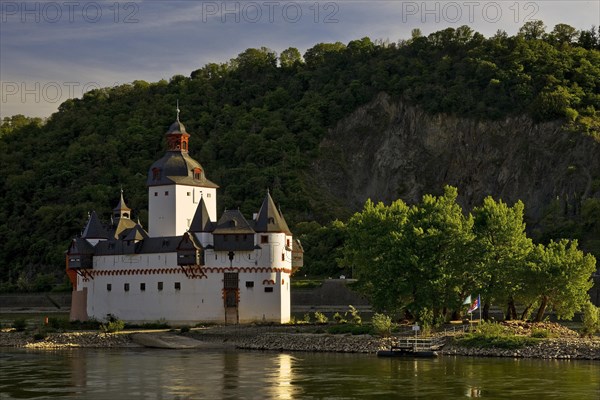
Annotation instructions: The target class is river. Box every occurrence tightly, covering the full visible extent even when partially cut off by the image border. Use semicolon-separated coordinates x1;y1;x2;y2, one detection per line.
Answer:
1;348;598;399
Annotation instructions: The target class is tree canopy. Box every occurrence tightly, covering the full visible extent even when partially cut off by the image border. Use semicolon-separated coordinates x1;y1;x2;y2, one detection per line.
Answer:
1;22;599;291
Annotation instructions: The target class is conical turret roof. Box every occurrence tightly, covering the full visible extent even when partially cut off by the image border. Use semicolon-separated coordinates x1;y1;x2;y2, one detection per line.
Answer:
82;211;108;239
254;190;292;234
189;197;215;232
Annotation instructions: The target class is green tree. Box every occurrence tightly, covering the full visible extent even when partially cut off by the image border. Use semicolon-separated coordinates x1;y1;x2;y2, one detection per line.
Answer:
279;47;302;68
528;240;596;321
472;198;533;320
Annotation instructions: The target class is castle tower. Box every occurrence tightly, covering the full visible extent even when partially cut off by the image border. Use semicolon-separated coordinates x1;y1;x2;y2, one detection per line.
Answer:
147;110;219;237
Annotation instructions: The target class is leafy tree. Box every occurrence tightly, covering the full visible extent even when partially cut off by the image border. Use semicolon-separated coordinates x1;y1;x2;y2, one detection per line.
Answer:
528;240;596;321
472;198;533;320
519;20;546;40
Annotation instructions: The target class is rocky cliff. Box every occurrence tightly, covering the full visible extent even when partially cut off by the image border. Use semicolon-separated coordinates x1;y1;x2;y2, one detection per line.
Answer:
315;93;600;220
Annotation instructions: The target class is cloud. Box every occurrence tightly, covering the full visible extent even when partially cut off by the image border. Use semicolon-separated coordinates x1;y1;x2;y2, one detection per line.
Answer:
2;0;598;119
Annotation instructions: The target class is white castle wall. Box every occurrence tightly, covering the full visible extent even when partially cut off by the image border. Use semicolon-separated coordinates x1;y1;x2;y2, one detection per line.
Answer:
148;185;217;237
79;238;293;324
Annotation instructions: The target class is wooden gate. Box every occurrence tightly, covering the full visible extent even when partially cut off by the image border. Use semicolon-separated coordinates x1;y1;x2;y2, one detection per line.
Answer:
223;272;239;324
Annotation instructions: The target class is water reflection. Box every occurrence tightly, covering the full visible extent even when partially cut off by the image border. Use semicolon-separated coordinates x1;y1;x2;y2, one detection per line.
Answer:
1;349;599;399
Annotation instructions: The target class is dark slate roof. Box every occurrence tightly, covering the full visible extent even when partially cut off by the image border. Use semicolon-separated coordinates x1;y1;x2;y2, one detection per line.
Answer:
167;119;187;135
69;237;96;255
189;197;214;232
82;211;109;239
94;236;182;256
254;191;292;234
213;209;255;234
277;206;293;236
147;151;219;188
113;191;131;213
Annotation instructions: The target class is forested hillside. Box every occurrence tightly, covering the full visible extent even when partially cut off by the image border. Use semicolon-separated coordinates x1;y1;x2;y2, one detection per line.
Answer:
1;22;599;289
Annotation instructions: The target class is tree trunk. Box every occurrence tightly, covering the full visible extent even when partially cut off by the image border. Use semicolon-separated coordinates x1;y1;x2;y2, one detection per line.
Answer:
508;299;518;320
482;302;490;321
534;296;548;322
521;303;533;321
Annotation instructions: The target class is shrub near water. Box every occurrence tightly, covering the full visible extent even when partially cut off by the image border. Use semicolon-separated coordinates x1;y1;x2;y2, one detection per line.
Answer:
455;322;540;349
372;313;394;337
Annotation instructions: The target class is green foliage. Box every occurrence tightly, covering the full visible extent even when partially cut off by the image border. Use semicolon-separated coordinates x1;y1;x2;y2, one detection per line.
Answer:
530;328;553;338
332;312;347;324
314;311;329;324
303;313;311;323
0;23;599;290
290;279;323;290
581;301;600;337
126;320;170;329
347;305;362;325
100;314;125;333
456;321;540;349
327;324;372;335
294;221;348;278
371;313;394;337
12;318;27;331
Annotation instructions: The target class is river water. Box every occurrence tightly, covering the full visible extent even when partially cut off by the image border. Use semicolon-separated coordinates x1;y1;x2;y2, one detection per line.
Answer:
0;348;598;399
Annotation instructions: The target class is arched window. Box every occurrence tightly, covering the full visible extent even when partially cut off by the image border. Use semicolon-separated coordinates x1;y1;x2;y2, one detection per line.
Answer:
182;141;187;150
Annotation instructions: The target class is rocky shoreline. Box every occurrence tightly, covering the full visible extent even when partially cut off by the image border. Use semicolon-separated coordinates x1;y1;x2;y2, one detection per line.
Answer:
2;325;598;360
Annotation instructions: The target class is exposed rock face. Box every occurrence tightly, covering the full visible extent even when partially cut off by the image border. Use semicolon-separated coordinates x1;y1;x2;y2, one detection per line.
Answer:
315;93;600;219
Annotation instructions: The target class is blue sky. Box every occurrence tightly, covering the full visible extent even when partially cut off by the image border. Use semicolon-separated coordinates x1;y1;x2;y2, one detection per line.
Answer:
1;1;598;119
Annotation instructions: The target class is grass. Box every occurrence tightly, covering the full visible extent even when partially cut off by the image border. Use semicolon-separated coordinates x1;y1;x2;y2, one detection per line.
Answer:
454;322;543;349
290;279;324;290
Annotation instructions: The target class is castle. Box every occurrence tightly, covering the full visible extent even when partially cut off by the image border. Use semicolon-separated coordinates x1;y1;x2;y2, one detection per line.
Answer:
66;113;303;324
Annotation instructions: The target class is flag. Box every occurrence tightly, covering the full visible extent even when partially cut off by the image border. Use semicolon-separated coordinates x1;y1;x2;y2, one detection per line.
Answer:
467;295;480;314
462;295;471;305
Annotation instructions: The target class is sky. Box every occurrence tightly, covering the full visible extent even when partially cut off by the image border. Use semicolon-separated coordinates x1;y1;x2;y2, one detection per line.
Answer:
1;0;599;119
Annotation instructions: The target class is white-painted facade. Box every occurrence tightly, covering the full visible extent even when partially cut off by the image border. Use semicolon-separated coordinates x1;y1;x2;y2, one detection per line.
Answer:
148;185;217;237
67;116;300;325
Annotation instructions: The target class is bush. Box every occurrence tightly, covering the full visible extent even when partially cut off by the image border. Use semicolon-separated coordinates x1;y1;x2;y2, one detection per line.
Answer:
314;311;328;324
327;324;372;335
581;301;600;337
180;326;190;334
12;318;27;331
100;314;125;333
332;312;347;324
303;313;311;324
372;313;394;337
530;328;553;338
348;305;362;325
456;321;540;349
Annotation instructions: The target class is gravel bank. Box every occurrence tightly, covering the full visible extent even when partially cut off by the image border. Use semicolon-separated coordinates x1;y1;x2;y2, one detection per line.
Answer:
2;325;599;359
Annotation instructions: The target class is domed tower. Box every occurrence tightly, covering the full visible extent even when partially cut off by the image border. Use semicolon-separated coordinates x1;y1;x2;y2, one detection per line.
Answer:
147;109;219;237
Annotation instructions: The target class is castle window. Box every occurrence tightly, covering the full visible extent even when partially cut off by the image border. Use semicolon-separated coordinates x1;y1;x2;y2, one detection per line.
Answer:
264;287;273;293
235;235;239;242
174;282;181;290
165;191;169;196
158;282;163;291
281;253;285;261
107;284;112;291
140;283;146;291
182;141;187;150
193;168;202;180
124;283;130;292
260;235;268;244
287;239;290;247
268;217;275;224
207;193;211;198
152;168;161;180
154;192;158;196
246;281;254;288
187;192;191;196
